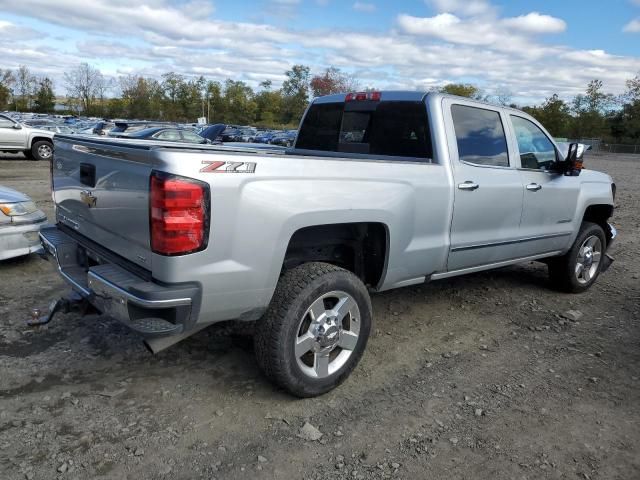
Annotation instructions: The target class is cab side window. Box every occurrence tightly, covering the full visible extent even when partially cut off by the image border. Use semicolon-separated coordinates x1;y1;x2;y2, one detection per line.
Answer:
451;105;509;167
510;115;557;170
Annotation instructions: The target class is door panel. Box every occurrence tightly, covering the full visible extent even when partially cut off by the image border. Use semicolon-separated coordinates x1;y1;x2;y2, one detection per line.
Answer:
517;170;579;255
445;101;524;271
509;115;579;255
0;116;24;148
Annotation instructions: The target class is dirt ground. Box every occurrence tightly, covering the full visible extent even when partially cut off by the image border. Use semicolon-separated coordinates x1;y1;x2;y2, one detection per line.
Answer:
0;152;638;480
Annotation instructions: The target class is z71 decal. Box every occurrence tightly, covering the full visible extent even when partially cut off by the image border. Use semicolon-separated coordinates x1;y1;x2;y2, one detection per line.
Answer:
200;161;257;173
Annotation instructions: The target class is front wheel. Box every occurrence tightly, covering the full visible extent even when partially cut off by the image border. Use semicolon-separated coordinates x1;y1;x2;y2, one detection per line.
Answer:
254;262;372;397
31;141;53;161
548;221;606;293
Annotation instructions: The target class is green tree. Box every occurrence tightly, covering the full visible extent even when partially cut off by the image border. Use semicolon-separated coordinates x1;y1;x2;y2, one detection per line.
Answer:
523;94;571;137
33;77;56;113
255;80;283;127
0;69;15;110
281;64;311;125
609;76;640;143
15;65;36;111
570;80;614;138
204;80;224;123
310;67;359;97
440;83;483;100
176;76;206;121
222;79;256;125
119;75;142;118
161;72;185;120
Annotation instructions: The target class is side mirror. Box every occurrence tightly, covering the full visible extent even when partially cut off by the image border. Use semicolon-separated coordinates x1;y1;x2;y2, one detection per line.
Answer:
563;142;583;176
12;124;22;130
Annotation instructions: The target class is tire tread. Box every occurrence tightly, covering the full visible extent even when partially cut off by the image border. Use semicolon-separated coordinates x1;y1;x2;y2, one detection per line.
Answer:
254;262;370;397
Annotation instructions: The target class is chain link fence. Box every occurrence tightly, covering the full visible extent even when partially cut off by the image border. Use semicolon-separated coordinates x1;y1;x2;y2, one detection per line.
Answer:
558;138;640;155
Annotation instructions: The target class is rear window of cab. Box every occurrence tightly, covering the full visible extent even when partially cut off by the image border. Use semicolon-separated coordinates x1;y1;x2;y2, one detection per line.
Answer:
296;100;432;161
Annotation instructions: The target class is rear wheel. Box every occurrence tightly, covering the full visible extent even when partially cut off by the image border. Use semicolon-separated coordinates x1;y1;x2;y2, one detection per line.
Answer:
31;141;53;161
548;221;606;293
254;262;372;397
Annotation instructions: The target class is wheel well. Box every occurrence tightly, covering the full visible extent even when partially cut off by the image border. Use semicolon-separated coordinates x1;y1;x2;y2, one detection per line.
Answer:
583;204;613;243
31;137;53;147
283;222;388;289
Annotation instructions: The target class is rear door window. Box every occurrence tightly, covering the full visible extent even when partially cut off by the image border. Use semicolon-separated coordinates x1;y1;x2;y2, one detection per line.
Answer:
296;101;432;160
451;105;509;167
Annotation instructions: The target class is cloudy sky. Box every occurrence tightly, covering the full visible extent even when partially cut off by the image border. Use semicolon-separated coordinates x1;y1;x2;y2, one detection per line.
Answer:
1;0;639;103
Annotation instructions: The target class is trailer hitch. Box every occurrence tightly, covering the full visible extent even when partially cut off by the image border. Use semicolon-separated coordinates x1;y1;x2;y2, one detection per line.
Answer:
28;292;89;327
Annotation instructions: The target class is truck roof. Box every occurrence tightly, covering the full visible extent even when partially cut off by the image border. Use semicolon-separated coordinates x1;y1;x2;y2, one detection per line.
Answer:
313;90;517;111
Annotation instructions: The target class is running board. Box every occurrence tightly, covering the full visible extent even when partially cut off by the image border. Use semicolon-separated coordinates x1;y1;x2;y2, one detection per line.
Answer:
429;251;562;281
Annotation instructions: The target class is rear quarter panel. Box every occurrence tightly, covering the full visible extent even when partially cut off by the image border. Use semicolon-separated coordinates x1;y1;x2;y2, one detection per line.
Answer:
149;149;453;323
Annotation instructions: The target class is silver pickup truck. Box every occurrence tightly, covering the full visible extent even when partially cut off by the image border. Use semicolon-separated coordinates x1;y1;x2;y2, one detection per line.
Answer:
0;114;55;160
39;91;616;397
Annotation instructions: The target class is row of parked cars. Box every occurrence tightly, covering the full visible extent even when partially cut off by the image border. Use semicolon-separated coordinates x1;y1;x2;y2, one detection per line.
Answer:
220;127;298;147
3;112;299;148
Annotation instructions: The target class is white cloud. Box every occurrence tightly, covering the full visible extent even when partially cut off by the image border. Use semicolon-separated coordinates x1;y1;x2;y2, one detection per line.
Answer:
426;0;494;17
0;0;638;104
0;19;43;40
502;12;566;34
353;2;376;12
623;18;640;32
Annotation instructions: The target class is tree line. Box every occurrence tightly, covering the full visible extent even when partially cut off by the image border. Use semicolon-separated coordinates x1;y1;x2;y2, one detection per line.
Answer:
0;63;639;143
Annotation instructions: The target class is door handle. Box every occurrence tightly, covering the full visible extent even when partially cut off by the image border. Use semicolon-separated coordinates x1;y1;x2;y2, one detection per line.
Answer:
458;181;479;191
526;183;542;192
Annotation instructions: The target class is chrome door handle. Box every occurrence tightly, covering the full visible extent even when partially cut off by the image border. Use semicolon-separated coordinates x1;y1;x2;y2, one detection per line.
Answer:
458;181;479;191
526;183;542;192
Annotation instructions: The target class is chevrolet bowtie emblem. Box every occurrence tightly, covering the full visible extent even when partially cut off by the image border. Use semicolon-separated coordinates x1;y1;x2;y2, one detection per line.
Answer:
80;190;97;208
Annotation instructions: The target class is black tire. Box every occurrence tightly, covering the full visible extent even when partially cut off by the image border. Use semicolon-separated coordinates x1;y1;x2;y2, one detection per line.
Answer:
254;262;372;397
548;221;606;293
31;141;53;161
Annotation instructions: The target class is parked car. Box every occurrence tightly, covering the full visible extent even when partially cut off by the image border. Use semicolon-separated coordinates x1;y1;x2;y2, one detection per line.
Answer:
107;121;176;137
116;127;210;144
0;114;55;160
40;91;616;397
39;125;76;134
236;129;258;142
0;185;47;260
78;121;115;136
252;131;279;144
219;128;240;142
270;130;297;147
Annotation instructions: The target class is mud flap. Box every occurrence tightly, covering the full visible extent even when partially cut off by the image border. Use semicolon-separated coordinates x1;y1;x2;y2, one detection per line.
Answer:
601;253;614;273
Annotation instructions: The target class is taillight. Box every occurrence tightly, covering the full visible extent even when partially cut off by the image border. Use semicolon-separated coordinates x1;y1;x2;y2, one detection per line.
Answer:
150;172;210;256
345;91;381;102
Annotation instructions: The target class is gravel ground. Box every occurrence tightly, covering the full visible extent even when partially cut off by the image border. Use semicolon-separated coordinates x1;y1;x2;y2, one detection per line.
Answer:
0;152;638;480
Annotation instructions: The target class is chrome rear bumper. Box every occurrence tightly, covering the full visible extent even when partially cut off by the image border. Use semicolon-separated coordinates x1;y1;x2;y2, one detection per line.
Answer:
39;225;200;337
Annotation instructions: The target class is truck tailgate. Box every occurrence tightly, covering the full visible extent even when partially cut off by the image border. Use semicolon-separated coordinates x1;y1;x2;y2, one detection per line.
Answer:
52;136;153;269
